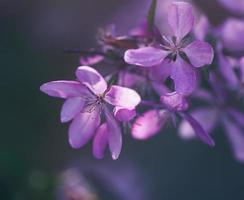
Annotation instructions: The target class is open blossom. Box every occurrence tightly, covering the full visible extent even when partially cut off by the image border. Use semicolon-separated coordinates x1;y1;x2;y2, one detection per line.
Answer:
40;66;141;159
124;2;214;94
132;92;215;146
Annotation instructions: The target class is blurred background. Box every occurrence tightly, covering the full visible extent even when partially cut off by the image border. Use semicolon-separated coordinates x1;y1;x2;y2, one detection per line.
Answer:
1;0;244;199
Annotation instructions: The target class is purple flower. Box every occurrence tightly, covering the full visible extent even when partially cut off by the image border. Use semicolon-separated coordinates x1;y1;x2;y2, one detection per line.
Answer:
132;92;215;146
160;91;189;111
57;161;150;200
132;109;170;140
40;66;141;159
124;2;214;94
215;42;244;91
217;0;244;15
216;43;240;88
217;18;244;52
179;106;244;162
179;74;244;162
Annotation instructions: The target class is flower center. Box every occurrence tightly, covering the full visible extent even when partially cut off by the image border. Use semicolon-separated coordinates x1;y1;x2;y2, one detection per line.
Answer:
82;93;105;113
96;94;105;105
160;35;187;61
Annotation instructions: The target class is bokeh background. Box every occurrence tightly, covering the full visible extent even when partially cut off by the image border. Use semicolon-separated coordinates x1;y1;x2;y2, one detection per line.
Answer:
1;0;244;199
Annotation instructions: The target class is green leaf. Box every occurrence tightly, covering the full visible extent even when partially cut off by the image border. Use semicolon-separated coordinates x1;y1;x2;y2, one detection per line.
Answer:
147;0;157;31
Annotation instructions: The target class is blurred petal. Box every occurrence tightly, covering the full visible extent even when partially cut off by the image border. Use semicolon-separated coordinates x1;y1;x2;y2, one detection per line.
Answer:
228;108;244;128
105;85;141;109
184;40;214;68
219;18;244;52
240;57;244;84
80;55;104;65
223;119;244;162
124;47;167;67
118;70;145;88
179;108;218;140
76;66;107;94
171;57;197;95
180;112;215;146
192;89;215;102
167;2;194;40
114;107;136;122
105;109;122;160
161;92;189;111
132;110;169;140
151;81;170;96
217;0;244;16
60;97;85;123
68;108;100;149
217;44;238;87
40;81;87;98
130;19;162;41
194;15;210;41
93;123;109;159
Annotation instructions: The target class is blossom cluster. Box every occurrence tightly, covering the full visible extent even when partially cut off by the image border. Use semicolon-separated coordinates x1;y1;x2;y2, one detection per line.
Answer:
40;1;244;162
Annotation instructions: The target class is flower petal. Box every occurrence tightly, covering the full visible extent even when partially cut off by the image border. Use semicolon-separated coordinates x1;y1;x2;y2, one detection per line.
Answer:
105;85;141;109
223;118;244;163
113;107;136;122
40;81;87;98
149;59;172;82
228;108;244;129
93;123;109;159
217;44;238;87
194;15;210;41
105;109;122;160
76;66;107;94
80;55;104;65
124;47;168;67
118;70;145;88
160;92;189;112
151;81;170;96
132;110;170;140
179;108;218;140
167;2;194;40
219;18;244;52
184;40;214;68
191;89;215;103
60;97;85;123
68;108;100;149
217;0;244;15
171;57;197;95
180;112;215;146
240;57;244;84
